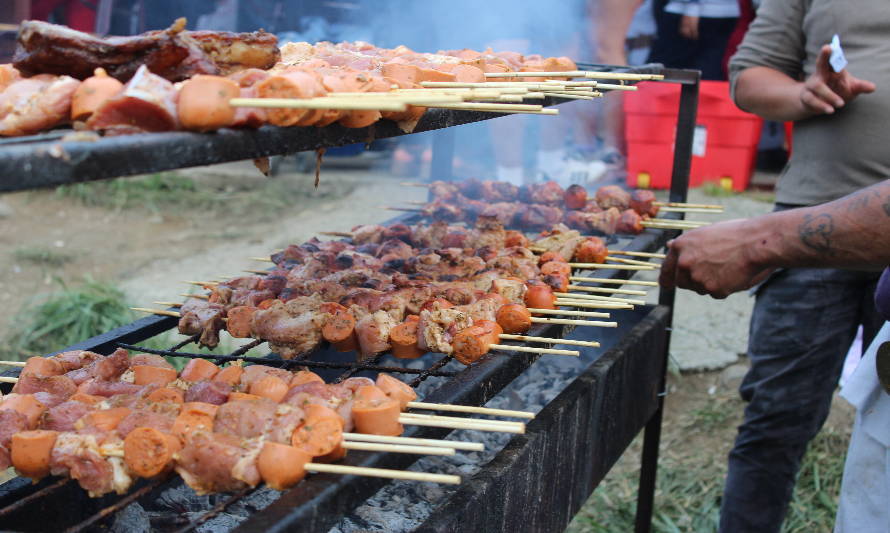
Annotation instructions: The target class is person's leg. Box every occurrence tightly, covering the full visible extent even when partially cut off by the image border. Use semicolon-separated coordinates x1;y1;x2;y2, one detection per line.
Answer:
694;17;739;80
647;12;696;69
720;268;870;533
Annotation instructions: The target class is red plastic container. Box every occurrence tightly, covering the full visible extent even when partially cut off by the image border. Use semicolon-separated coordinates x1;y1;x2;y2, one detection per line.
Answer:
624;80;763;191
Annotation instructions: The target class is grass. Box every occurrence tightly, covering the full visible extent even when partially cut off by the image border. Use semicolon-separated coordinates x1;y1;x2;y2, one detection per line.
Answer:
567;387;850;533
1;278;136;360
13;246;76;267
54;171;355;221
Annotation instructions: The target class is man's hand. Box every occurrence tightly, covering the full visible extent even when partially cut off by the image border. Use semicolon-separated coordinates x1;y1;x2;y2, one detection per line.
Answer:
659;219;773;299
800;44;876;115
679;15;699;40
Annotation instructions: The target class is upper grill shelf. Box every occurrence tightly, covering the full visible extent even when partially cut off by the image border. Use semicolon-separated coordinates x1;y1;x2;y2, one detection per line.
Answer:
0;63;667;193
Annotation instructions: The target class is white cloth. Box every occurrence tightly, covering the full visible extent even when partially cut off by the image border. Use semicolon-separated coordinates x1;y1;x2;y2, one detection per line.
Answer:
664;0;740;19
836;321;890;533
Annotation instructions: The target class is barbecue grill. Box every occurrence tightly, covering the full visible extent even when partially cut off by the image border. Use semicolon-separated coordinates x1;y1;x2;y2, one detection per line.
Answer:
0;63;700;533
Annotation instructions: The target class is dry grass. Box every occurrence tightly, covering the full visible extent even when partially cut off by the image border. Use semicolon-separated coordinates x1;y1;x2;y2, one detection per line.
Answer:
567;376;850;533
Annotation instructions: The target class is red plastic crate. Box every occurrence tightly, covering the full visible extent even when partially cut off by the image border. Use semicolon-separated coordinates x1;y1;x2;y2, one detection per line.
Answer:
624;80;763;191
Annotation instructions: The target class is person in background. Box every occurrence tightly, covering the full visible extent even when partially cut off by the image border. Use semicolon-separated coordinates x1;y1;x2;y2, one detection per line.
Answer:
31;0;96;32
715;0;890;531
648;0;740;80
659;178;890;532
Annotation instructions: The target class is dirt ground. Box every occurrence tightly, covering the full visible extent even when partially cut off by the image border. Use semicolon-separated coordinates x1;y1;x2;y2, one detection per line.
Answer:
0;162;426;341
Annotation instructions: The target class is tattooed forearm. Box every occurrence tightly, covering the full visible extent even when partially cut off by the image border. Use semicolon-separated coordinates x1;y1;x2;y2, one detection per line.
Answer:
798;213;835;254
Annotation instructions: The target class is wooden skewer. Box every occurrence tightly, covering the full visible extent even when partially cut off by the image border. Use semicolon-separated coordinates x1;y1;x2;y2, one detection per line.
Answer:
555;299;633;310
649;218;709;227
658;206;724;214
381;206;423;213
251;257;275;262
132;307;181;318
654;201;723;209
0;376;19;383
406;402;533;420
185;280;219;286
340;441;455;456
401;411;524;426
484;70;664;81
565;284;647;296
640;222;698;230
319;231;355;238
181;293;210;300
306;463;460;484
556;293;646;305
605;250;667;259
528;317;618;328
541;91;598;100
244;270;271;275
0;361;27;367
342;432;486;451
398;415;524;434
605;256;660;268
588;83;638;91
424;102;559;115
569;276;659;287
489;343;580;356
230;97;408;111
567;262;655;271
399;181;430;187
527;307;610;318
499;334;600;348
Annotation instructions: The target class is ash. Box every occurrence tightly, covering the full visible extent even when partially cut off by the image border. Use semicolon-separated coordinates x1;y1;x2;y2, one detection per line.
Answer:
329;331;597;533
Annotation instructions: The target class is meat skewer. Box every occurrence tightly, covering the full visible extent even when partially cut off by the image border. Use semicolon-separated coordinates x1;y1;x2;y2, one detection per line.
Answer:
5;352;553;494
404;180;722;214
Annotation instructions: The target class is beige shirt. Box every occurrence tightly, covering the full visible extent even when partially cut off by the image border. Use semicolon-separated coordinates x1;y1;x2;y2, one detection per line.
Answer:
729;0;890;206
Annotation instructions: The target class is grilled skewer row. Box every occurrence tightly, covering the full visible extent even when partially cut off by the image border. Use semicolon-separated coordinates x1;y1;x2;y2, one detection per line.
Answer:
1;349;445;495
191;273;574;365
422;179;660;219
179;216;612;352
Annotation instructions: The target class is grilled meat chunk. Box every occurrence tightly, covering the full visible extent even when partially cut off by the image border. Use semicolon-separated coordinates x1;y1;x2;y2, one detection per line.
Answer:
14;19;278;82
0;74;79;136
595;185;631;211
86;64;178;134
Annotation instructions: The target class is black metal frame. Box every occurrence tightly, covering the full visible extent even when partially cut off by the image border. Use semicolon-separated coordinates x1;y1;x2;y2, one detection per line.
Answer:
0;63;700;533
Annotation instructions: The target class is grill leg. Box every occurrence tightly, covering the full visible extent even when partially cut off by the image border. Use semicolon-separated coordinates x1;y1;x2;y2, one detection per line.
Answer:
634;71;699;533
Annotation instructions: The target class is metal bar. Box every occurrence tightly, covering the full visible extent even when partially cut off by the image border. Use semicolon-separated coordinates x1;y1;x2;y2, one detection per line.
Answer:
170;488;252;533
62;479;165;533
115;343;458;377
415;306;670;531
409;354;455;387
0;478;70;519
634;69;699;533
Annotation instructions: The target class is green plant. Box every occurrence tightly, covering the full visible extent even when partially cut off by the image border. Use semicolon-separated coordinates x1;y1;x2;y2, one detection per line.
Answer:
2;278;135;360
13;246;76;267
699;182;738;198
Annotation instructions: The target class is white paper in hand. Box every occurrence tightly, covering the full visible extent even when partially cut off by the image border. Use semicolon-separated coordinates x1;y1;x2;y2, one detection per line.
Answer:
830;34;848;73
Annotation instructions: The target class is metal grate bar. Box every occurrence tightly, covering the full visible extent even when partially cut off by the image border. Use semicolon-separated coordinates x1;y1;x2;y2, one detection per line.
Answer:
170;487;253;533
410;354;455;387
169;334;201;351
117;343;458;377
0;478;70;519
62;478;166;533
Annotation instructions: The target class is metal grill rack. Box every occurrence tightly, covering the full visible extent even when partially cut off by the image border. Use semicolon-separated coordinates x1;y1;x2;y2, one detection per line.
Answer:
0;63;700;533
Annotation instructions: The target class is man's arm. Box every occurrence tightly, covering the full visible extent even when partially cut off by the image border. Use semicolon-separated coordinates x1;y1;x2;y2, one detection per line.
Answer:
735;45;876;121
660;180;890;298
